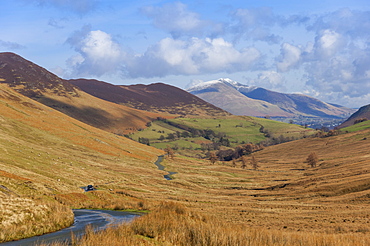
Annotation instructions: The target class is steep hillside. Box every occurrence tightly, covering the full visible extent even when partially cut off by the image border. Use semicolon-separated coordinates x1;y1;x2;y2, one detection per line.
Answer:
0;84;165;241
339;104;370;128
0;83;163;178
0;52;168;134
187;78;355;119
69;79;230;117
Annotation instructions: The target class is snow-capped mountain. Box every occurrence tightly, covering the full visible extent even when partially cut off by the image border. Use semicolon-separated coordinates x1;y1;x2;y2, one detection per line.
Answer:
187;78;355;119
187;78;257;93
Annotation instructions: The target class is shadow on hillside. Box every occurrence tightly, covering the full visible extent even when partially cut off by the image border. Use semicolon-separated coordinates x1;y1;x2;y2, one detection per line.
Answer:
36;96;115;130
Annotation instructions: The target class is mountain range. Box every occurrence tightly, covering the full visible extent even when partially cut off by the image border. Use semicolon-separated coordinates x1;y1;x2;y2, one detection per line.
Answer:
187;78;355;119
68;79;229;117
0;52;361;133
0;53;228;135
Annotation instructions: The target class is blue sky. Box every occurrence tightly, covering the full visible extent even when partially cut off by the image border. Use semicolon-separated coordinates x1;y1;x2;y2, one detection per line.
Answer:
1;0;370;108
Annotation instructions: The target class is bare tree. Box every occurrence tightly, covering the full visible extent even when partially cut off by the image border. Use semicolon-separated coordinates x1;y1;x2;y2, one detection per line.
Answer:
231;158;237;168
209;152;218;165
306;152;318;168
250;155;259;170
165;146;175;159
241;155;248;169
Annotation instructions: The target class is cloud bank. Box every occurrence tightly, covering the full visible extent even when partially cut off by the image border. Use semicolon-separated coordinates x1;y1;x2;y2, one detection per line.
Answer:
274;8;370;105
62;3;370;107
141;2;209;38
122;37;261;78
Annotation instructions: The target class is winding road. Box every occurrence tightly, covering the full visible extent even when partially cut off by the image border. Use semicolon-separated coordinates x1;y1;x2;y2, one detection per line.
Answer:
154;155;177;180
1;156;170;245
1;209;140;246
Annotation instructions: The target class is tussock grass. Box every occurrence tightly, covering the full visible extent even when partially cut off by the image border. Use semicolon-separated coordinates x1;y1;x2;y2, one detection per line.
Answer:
54;190;153;211
0;195;73;242
47;202;370;246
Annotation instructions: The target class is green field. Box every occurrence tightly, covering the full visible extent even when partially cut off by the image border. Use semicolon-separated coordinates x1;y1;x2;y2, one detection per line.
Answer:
341;120;370;132
129;116;316;156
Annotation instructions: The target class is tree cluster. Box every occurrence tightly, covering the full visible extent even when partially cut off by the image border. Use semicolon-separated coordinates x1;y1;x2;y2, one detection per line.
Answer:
165;146;175;159
354;118;368;124
138;137;150;145
313;129;341;138
259;126;298;146
216;143;263;161
157;118;227;141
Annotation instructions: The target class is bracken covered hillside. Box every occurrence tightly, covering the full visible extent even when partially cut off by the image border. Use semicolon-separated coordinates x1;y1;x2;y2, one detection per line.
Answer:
69;78;230;117
0;52;169;135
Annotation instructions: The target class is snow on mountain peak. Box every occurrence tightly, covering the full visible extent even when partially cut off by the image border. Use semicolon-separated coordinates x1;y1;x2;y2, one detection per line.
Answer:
186;78;257;92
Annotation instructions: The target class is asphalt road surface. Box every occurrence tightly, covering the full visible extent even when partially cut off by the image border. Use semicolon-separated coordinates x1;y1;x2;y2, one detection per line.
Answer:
1;209;140;246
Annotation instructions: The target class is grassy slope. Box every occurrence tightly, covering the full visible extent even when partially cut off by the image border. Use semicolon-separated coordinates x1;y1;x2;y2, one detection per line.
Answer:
341;120;370;132
51;127;370;245
36;89;171;135
0;85;166;242
0;84;168;189
131;115;315;150
153;129;370;234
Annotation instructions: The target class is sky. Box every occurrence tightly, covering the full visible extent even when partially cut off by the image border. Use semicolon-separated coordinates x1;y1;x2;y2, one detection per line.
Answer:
1;0;370;108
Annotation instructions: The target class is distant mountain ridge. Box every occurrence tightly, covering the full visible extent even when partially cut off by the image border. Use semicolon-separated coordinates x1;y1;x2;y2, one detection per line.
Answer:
187;78;355;119
0;52;166;134
69;79;229;117
0;52;229;136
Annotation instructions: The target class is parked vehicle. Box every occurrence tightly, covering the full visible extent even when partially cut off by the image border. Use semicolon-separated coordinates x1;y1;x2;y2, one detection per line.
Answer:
85;185;94;191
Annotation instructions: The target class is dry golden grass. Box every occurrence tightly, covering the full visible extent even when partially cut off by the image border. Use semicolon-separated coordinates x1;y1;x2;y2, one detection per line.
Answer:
0;85;165;242
38;89;173;135
116;127;370;243
47;202;370;246
1;84;370;245
0;194;73;242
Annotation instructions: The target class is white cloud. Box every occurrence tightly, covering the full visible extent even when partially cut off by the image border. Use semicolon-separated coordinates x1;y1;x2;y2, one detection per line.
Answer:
303;47;370;107
122;37;261;78
220;7;312;45
141;2;209;38
297;9;370;106
66;26;122;77
263;8;370;107
314;29;346;59
307;8;370;40
276;43;302;72
258;71;284;86
244;71;285;91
